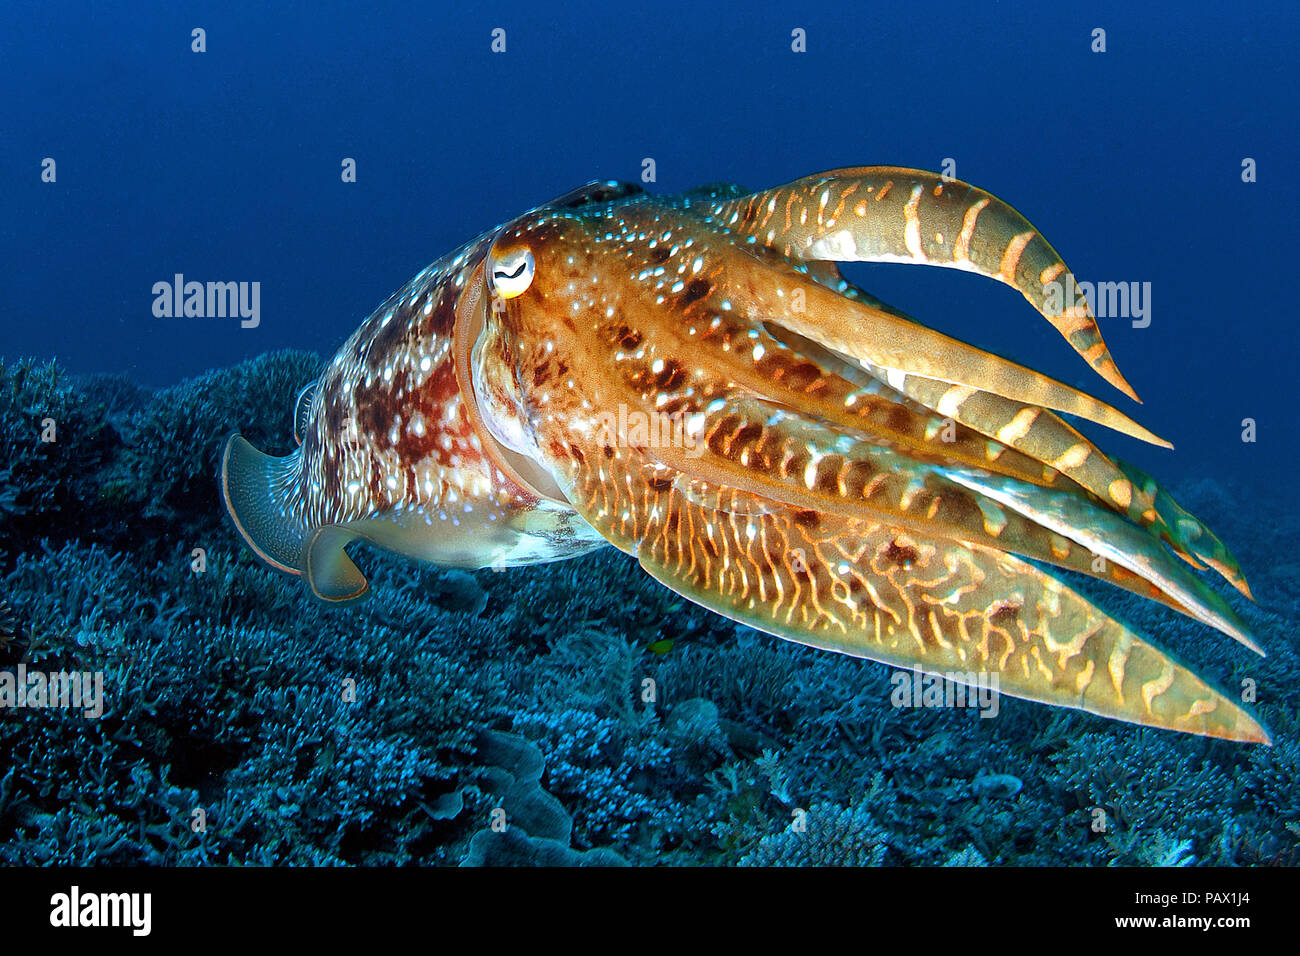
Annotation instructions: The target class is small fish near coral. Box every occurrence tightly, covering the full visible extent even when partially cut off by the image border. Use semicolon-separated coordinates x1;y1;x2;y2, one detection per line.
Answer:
221;167;1268;744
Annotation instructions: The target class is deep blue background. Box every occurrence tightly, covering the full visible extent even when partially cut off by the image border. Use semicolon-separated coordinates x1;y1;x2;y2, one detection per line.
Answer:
3;0;1295;487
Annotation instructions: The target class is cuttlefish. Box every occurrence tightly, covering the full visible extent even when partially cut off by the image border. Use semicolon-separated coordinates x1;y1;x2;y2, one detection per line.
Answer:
222;168;1268;743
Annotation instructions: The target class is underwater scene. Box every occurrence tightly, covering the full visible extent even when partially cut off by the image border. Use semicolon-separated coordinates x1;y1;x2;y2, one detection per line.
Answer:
2;2;1297;868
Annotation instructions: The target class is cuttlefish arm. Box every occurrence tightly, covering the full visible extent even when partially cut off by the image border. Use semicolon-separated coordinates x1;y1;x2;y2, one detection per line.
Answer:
711;166;1140;401
723;242;1168;447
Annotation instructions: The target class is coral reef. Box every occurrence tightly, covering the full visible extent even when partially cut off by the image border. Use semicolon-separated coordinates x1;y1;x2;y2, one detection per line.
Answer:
739;802;889;866
0;353;1296;865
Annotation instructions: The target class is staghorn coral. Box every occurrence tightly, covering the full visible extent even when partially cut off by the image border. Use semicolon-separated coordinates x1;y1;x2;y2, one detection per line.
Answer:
0;358;125;546
0;540;507;864
108;350;321;530
738;801;889;866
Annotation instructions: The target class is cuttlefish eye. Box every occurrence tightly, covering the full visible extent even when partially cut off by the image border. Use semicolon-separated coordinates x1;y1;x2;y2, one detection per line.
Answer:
488;247;535;299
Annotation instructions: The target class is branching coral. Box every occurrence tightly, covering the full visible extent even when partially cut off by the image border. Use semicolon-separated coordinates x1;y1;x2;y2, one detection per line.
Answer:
0;354;1295;866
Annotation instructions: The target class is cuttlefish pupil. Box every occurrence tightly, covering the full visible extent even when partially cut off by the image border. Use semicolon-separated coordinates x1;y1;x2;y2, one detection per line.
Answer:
221;168;1269;745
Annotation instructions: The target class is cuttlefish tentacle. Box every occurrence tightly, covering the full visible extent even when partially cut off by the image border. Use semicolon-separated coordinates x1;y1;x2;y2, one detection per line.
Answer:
804;259;1253;599
712;166;1140;401
715;244;1169;447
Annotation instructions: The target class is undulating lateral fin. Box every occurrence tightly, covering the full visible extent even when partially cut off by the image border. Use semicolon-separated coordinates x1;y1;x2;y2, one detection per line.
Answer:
220;434;309;576
680;181;748;201
714;166;1140;401
540;179;645;210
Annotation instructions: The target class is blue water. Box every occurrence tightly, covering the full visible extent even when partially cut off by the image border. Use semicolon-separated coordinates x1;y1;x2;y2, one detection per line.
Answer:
5;0;1294;484
2;1;1298;867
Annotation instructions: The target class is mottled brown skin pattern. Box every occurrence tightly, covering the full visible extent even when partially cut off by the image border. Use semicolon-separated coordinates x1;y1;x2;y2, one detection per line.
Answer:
297;232;513;529
227;170;1265;742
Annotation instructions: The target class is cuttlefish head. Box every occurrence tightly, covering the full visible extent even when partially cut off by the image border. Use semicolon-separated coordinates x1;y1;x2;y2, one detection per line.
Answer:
470;213;612;468
453;182;677;492
465;200;733;494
